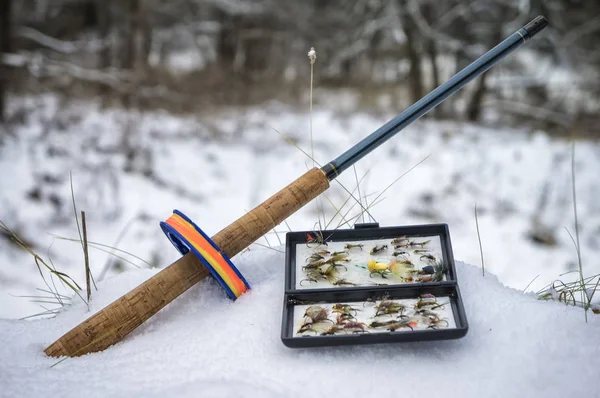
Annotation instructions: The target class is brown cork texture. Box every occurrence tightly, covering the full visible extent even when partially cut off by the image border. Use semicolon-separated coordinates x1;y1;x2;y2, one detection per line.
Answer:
212;168;330;256
44;168;329;357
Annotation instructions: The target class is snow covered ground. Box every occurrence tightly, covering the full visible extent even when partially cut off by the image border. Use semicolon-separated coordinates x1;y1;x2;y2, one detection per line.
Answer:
1;93;599;321
1;256;598;398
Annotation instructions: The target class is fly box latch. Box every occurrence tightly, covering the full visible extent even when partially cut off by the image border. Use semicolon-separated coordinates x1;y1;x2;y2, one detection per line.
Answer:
354;222;380;229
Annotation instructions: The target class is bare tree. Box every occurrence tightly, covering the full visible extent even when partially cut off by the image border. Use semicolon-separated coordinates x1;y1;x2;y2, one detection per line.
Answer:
96;0;112;69
0;0;13;123
398;0;424;104
1;0;598;131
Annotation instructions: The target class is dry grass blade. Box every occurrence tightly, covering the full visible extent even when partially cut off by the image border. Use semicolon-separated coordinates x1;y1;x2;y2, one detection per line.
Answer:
332;179;376;223
325;169;371;230
569;141;588;321
338;196;387;229
272;127;320;166
586;277;600;310
353;165;365;224
474;203;485;277
522;274;539;292
70;171;84;250
367;154;431;209
322;195;352;229
306;47;326;230
271;127;376;223
50;235;150;268
271;226;283;246
262;232;273;248
97;215;143;281
537;274;600;294
20;309;61;320
29;299;67;305
332;155;431;230
565;227;589;318
70;172;98;291
9;293;65;301
0;220;87;305
250;241;285;253
82;211;92;306
45;239;64;306
308;47;316;167
335;192;379;230
37;288;71;299
50;317;138;367
536;271;600;311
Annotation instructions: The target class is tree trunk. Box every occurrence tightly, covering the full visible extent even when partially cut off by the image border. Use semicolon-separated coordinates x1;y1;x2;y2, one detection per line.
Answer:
96;0;112;101
0;0;13;123
123;0;138;71
97;0;112;69
465;21;504;122
398;1;423;104
422;4;440;116
140;17;152;71
133;0;150;72
216;12;238;72
466;71;488;122
426;40;440;90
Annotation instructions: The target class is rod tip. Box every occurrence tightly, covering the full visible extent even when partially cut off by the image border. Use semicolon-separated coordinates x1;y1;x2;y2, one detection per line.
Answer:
523;16;548;39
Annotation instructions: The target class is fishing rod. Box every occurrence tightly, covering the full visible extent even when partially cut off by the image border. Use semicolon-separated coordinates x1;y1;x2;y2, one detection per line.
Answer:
45;16;548;358
322;15;548;180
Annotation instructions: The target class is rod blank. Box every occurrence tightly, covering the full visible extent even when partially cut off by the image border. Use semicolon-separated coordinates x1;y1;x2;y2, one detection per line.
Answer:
322;16;548;180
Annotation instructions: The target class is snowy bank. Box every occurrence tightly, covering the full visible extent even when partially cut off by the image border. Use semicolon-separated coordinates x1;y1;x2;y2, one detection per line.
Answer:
1;249;598;398
2;96;600;320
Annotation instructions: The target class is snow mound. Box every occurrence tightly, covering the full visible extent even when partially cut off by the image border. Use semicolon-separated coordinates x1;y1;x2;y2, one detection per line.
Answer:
1;249;598;398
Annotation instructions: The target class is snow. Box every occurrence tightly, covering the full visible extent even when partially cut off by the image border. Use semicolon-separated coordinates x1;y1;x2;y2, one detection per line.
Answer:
1;255;598;398
0;93;599;397
308;47;317;64
1;94;600;320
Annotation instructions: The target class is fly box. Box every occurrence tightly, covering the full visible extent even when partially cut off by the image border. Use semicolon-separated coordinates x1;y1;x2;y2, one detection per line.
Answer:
281;223;468;348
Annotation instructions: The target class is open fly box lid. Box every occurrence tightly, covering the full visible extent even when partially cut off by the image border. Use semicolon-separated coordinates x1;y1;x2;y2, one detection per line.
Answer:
281;223;469;348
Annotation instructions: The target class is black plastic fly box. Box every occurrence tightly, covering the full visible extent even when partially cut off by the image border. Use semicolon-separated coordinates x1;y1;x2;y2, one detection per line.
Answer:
281;223;469;348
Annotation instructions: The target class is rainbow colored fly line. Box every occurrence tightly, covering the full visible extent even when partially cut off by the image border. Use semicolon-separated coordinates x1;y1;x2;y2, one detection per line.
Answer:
160;210;250;300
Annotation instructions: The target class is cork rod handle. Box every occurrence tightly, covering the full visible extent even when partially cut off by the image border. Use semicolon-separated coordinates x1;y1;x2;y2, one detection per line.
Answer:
45;168;330;357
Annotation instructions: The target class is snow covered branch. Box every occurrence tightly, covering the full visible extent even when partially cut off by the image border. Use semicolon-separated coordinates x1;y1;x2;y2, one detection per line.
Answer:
16;26;106;54
2;52;130;87
404;0;484;58
483;99;573;127
2;51;190;103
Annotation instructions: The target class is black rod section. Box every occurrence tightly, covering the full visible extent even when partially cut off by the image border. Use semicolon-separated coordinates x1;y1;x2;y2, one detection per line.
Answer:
322;16;548;180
